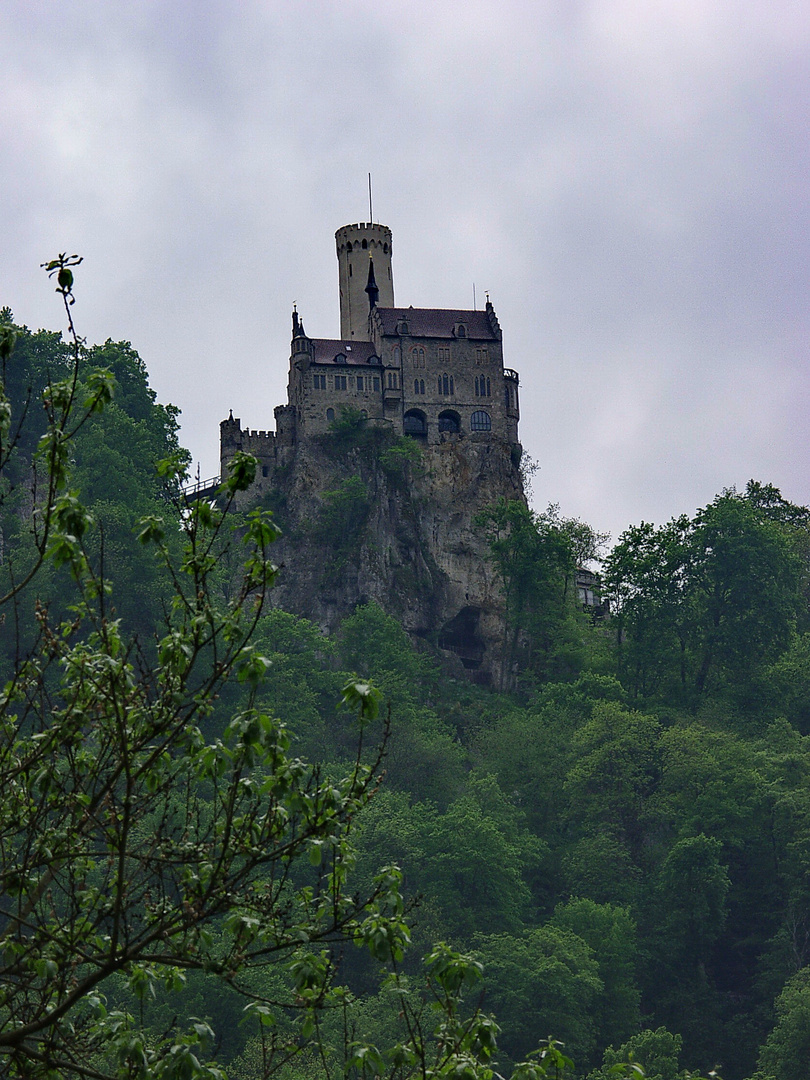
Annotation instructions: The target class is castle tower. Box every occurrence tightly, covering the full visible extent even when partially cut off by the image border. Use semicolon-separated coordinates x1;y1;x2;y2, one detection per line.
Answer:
335;223;394;340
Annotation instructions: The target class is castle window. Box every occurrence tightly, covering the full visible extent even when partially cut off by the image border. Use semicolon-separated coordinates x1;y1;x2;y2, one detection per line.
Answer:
438;346;450;363
505;386;510;408
411;346;426;369
475;347;488;364
439;373;454;396
383;243;389;253
313;374;326;389
438;410;460;433
326;408;335;422
454;323;466;338
387;371;398;390
413;378;426;395
373;376;381;391
262;466;269;477
403;409;427;437
470;410;491;432
356;375;364;391
335;375;347;391
349;264;352;277
361;239;368;249
346;242;353;252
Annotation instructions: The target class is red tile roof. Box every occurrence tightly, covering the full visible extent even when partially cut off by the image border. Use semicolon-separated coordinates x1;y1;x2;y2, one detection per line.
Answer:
373;307;500;340
310;339;382;366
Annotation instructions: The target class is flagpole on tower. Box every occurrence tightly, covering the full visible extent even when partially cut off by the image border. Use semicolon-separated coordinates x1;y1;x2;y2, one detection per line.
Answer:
368;173;373;224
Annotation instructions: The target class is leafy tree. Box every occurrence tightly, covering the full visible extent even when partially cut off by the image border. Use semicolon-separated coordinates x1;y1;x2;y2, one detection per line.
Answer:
604;486;809;712
550;898;640;1049
0;261;408;1078
564;700;662;860
475;926;603;1068
587;1027;684;1080
477;500;606;687
756;966;810;1080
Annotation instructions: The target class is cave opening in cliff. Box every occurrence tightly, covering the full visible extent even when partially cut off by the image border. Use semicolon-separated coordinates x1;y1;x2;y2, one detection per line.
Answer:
438;606;485;669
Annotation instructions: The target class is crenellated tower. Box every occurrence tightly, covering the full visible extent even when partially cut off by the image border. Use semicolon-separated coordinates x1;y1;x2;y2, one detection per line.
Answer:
335;223;394;339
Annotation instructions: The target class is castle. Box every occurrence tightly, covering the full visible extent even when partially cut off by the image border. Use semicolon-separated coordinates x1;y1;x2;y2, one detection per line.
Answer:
219;222;527;685
220;222;521;476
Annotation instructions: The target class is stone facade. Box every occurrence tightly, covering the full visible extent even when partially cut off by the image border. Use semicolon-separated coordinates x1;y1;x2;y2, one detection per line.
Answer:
219;222;527;685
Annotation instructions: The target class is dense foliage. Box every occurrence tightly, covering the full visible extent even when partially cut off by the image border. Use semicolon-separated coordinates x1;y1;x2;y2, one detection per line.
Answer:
2;270;808;1080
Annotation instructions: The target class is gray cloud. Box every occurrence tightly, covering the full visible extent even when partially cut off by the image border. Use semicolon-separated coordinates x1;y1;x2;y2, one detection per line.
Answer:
1;0;807;542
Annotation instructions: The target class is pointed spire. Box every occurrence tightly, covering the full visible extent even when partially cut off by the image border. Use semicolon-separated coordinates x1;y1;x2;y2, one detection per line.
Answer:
365;256;379;310
292;304;300;338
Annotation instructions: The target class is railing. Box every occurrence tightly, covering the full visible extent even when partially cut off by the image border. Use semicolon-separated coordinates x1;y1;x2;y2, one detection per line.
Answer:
503;368;520;383
182;475;220;501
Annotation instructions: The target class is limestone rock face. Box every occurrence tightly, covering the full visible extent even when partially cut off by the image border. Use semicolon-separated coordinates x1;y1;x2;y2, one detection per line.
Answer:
239;429;525;686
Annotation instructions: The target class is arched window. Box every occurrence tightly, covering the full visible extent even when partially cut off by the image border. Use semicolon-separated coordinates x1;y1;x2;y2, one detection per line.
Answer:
411;346;425;369
403;409;427;437
361;238;368;249
440;373;453;396
438;410;460;433
346;242;353;252
414;379;420;395
419;379;425;395
470;410;491;432
326;408;335;422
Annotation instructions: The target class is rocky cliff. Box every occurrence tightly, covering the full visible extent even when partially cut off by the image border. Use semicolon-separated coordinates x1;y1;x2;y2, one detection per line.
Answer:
233;424;526;686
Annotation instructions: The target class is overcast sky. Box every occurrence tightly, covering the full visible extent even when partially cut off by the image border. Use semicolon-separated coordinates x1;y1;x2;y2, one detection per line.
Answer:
1;1;807;544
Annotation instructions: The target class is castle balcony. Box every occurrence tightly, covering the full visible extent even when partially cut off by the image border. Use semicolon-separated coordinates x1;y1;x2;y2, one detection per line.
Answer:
183;475;221;503
503;368;520;383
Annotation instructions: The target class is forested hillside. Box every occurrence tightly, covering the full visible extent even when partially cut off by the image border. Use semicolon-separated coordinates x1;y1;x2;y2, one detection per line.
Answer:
1;297;808;1080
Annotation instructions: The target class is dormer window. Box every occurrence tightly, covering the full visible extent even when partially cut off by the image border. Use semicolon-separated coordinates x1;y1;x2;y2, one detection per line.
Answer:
335;353;347;364
396;320;409;336
453;323;467;338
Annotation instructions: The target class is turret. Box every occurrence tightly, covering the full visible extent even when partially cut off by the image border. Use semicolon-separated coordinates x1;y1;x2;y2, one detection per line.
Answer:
336;223;394;340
